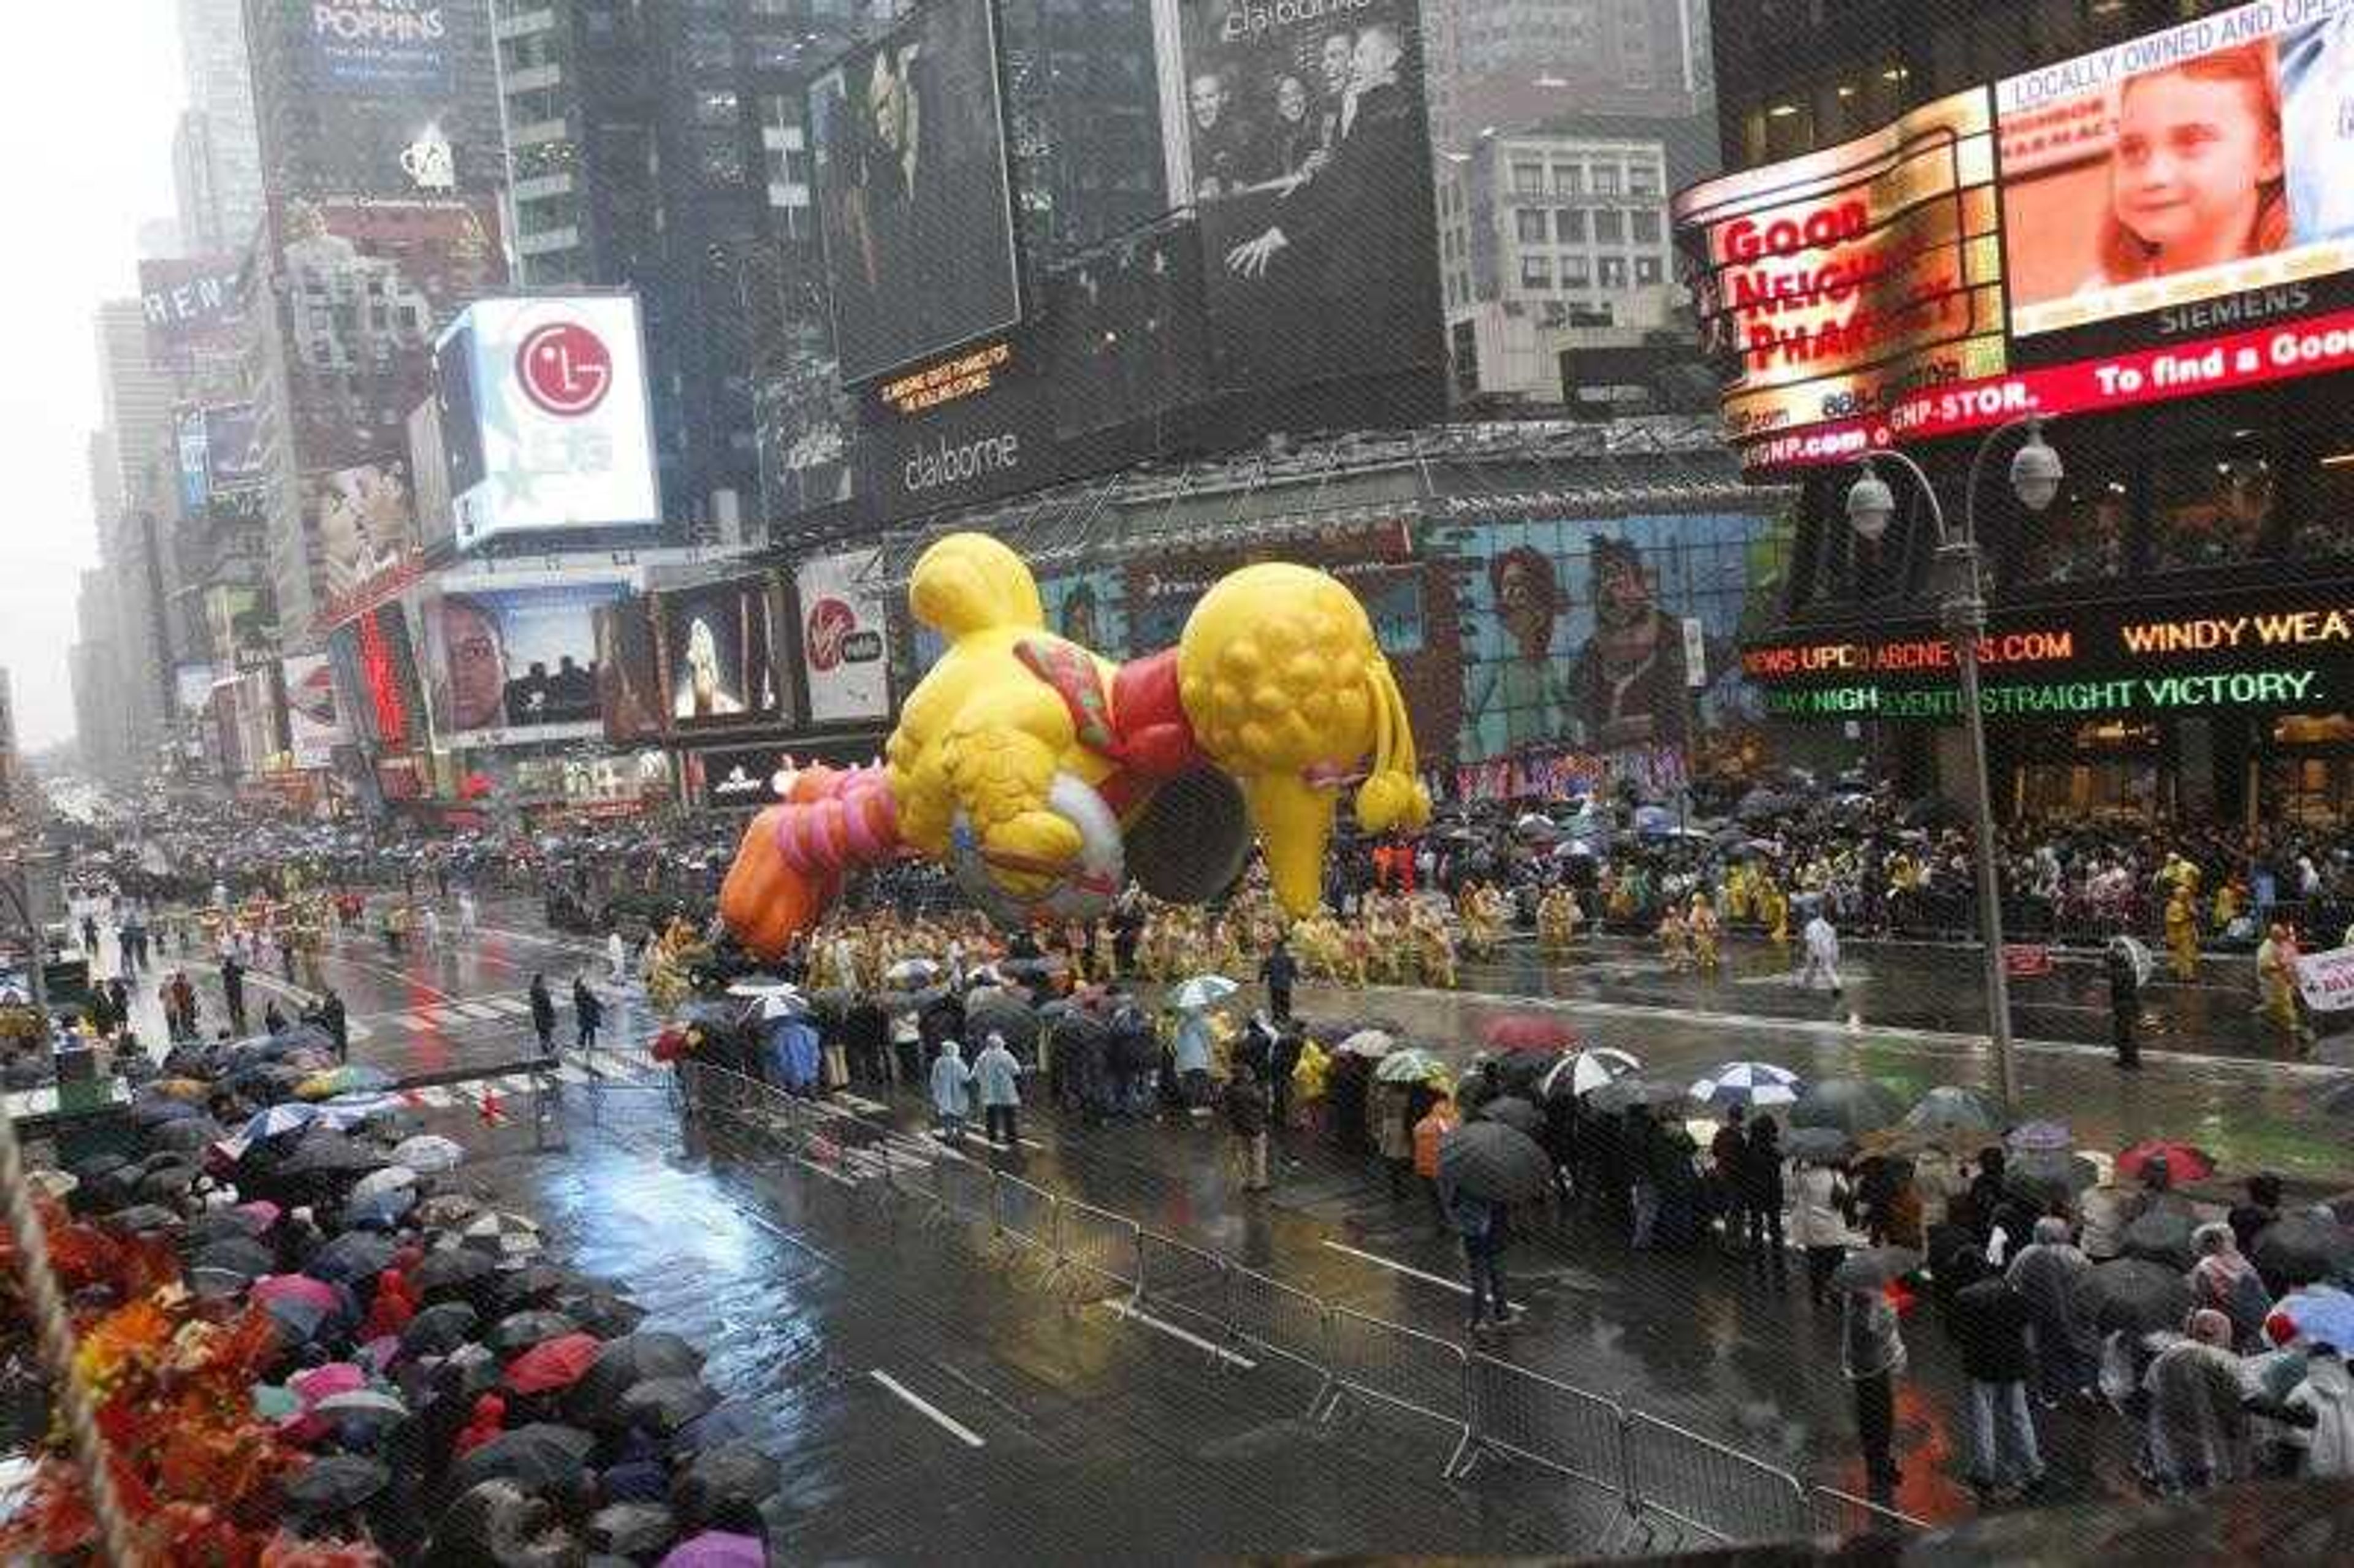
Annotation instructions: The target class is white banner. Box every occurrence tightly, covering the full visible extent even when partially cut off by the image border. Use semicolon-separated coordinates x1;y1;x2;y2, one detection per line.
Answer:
794;550;890;724
2295;944;2354;1013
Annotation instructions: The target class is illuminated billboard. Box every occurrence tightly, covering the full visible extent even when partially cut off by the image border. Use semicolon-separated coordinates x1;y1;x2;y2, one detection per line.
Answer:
809;0;1023;385
662;577;782;731
793;550;890;725
282;654;347;771
1672;88;2009;446
435;295;660;546
1997;1;2354;346
423;576;630;748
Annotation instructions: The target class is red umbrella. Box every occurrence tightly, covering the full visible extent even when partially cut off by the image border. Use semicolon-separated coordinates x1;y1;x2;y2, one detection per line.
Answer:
1480;1014;1579;1052
505;1332;603;1395
253;1274;343;1314
2117;1141;2216;1182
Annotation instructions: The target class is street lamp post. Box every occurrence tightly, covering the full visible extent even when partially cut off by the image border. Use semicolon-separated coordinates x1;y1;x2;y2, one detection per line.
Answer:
1845;416;2065;1108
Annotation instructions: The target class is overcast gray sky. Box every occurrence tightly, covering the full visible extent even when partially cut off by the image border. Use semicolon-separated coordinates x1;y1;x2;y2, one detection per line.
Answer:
0;7;183;752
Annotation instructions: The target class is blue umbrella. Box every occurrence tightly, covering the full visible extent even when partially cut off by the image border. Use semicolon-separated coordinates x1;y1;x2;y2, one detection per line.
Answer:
763;1018;820;1092
1688;1060;1804;1111
2277;1286;2354;1351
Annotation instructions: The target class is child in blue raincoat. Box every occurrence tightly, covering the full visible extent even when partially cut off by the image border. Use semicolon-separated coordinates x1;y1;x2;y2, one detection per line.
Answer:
931;1038;973;1139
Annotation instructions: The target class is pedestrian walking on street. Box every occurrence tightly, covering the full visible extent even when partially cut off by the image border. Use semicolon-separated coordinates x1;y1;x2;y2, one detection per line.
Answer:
2007;1216;2098;1406
1448;1183;1522;1331
319;988;348;1062
1799;908;1843;995
573;975;604;1052
421;907;442;954
457;888;478;937
220;953;248;1035
1259;936;1297;1023
973;1031;1023;1148
1842;1276;1908;1493
1229;1064;1272;1191
608;929;629;985
1711;1105;1750;1250
1793;1155;1853;1305
930;1038;973;1141
1949;1272;2047;1504
1742;1116;1788;1266
529;975;557;1056
263;1000;287;1035
79;913;97;954
2108;937;2143;1070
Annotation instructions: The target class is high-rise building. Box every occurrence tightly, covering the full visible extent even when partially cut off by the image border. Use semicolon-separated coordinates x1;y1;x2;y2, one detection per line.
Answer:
174;0;265;254
237;0;510;636
1425;0;1712;158
492;0;858;541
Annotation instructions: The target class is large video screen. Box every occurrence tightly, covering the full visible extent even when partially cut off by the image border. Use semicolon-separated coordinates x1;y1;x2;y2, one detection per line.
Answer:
595;599;665;746
662;577;782;730
438;295;660;545
1174;0;1445;407
809;0;1023;386
1998;1;2354;342
425;578;627;745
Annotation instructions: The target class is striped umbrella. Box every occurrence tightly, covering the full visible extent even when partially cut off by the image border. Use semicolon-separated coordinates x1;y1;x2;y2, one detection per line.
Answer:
1688;1061;1804;1111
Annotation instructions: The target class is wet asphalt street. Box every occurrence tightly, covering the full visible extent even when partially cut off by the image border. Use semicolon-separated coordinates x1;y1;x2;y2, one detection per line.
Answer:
68;897;2354;1555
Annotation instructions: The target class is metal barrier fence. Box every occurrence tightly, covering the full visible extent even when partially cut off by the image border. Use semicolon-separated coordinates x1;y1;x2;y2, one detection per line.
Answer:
1623;1410;1813;1547
671;1065;1932;1549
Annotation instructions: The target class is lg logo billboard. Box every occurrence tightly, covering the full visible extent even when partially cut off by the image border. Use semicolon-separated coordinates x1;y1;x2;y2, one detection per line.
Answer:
516;321;614;416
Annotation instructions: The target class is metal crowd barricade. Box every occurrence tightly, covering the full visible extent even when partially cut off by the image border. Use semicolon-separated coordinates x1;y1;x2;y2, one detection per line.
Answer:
1137;1229;1233;1347
1057;1198;1143;1303
1225;1265;1334;1412
1318;1303;1474;1476
932;1152;997;1234
1462;1353;1630;1502
1623;1410;1811;1547
1809;1485;1929;1541
992;1173;1062;1277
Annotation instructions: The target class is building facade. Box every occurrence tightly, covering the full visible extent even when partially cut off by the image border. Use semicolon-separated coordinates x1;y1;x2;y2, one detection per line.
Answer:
174;0;265;254
1426;0;1712;156
1696;0;2354;826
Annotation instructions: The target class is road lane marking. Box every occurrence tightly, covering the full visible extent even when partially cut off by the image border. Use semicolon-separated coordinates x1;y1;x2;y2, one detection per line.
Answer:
1320;1239;1471;1296
868;1369;986;1446
1100;1298;1257;1367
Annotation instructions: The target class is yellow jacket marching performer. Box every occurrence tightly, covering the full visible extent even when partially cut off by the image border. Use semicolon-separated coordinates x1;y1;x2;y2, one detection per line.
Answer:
1658;905;1690;971
2257;923;2314;1052
2164;883;2200;983
1536;885;1581;952
1412;902;1458;988
1761;879;1791;950
1688;891;1721;974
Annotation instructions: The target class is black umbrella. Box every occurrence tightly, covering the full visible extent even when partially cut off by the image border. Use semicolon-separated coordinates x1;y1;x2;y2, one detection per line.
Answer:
1585;1077;1689;1115
192;1237;275;1279
619;1376;718;1434
414;1247;498;1303
2121;1209;2198;1270
491;1310;582;1358
402;1301;481;1358
554;1287;646;1341
283;1454;390;1515
102;1204;182;1236
147;1117;225;1154
131;1095;201;1127
669;1442;782;1520
2079;1257;2194;1334
2254;1214;2354;1289
490;1265;578;1314
2004;1152;2100;1205
306;1231;397;1285
136;1163;199;1203
276;1130;390;1180
1785;1126;1856;1164
1437;1121;1553;1203
429;1479;581;1567
185;1211;266;1249
1471;1095;1544;1137
588;1501;677;1559
964;991;1037;1052
1490;1049;1561;1097
566;1333;706;1423
444;1422;596;1498
1789;1078;1905;1136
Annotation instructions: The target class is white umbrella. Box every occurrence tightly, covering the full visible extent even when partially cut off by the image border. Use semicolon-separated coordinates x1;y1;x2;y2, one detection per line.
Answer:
726;980;809;1021
349;1165;417;1204
1336;1029;1396;1058
2109;935;2154;988
459;1210;545;1258
390;1135;465;1174
1169;974;1240;1012
1688;1060;1804;1111
1541;1046;1642;1100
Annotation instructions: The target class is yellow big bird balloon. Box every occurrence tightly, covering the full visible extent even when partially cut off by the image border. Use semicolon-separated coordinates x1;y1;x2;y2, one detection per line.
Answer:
719;533;1428;958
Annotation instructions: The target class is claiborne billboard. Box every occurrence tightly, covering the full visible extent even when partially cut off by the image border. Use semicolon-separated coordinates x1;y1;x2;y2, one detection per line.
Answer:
1677;0;2354;471
435;295;660;546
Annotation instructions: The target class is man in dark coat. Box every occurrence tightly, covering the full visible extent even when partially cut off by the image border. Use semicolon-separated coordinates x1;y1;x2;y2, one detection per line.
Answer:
1948;1274;2047;1502
2107;938;2142;1069
221;953;248;1035
572;975;604;1053
528;975;557;1056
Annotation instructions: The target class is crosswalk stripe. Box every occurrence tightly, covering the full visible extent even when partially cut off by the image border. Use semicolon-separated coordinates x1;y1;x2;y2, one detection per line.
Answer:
453;1002;506;1021
483;997;532;1016
402;1013;442;1033
409;1086;454;1108
555;1065;590;1084
499;1074;536;1094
